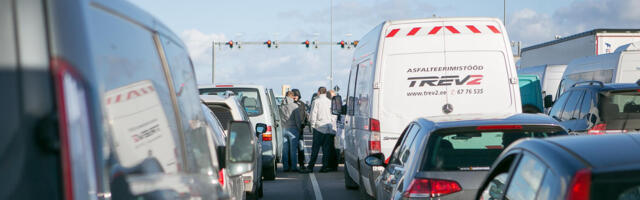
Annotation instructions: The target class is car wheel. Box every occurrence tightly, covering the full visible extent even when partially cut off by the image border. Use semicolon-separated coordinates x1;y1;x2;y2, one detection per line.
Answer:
344;164;358;189
263;160;277;180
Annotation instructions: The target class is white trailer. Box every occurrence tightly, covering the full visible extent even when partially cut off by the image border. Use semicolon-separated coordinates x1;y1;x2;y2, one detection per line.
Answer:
520;29;640;68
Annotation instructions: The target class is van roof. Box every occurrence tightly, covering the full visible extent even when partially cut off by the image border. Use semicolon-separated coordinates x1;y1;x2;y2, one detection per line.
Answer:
522;29;640;52
386;17;502;25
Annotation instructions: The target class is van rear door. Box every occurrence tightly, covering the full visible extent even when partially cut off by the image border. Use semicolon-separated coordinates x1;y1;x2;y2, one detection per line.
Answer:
379;19;519;134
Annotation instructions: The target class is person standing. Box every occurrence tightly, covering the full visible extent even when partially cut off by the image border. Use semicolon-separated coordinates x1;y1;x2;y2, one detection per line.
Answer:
279;91;302;172
291;89;308;170
325;90;339;172
302;87;333;173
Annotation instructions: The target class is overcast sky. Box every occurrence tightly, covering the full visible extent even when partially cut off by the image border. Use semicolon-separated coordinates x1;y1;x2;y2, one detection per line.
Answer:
129;0;640;98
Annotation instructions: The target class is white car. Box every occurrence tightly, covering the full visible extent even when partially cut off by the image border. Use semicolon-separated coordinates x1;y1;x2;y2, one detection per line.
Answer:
200;85;282;181
201;95;264;199
339;17;522;199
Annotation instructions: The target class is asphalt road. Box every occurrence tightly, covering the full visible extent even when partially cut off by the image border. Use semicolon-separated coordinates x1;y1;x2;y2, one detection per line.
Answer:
262;129;360;200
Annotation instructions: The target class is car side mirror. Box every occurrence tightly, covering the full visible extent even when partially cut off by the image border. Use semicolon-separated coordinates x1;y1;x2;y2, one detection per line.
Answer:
331;95;344;115
364;153;386;167
255;123;267;134
543;95;554;108
226;121;256;177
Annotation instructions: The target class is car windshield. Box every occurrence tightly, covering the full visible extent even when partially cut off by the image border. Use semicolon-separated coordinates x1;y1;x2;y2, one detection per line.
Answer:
599;90;640;131
422;125;567;171
200;88;263;117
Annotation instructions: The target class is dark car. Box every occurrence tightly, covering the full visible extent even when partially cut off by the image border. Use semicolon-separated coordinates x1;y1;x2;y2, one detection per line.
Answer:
477;133;640;200
0;0;255;199
365;113;568;200
546;80;640;134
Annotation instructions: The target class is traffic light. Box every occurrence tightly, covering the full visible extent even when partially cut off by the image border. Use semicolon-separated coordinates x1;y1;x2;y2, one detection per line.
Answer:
339;40;346;48
265;40;272;48
351;40;359;47
303;40;310;48
227;40;234;48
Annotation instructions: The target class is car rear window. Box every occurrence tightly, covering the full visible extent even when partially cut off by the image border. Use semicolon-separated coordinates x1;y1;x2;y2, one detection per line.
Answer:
599;90;640;131
200;88;263;117
422;125;567;171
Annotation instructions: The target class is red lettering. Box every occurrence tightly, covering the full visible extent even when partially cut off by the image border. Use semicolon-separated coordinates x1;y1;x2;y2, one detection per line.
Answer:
467;75;483;85
127;90;141;100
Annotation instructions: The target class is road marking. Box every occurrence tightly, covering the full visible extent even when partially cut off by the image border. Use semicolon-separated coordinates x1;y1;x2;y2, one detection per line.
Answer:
309;173;323;200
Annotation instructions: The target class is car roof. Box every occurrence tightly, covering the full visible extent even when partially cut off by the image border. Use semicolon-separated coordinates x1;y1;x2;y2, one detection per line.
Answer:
570;82;640;92
546;134;640;169
387;17;501;25
200;95;241;107
417;113;563;129
199;84;266;90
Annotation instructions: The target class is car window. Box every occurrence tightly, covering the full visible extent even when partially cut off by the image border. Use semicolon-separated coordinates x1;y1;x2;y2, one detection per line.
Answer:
202;104;226;146
208;104;234;131
505;153;547;200
535;168;561;200
579;90;595;119
161;36;215;175
562;90;584;121
422;126;566;171
593;69;614;83
549;91;572;120
399;124;421;165
200;88;264;117
619;186;640;200
346;66;358;116
599;90;640;130
389;124;415;165
92;9;183;173
355;60;373;117
480;173;509;200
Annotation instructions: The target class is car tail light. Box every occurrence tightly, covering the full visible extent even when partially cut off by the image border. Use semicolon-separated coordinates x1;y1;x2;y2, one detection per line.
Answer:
568;169;591;200
476;125;522;130
262;125;273;141
218;169;225;186
51;58;97;200
402;178;462;198
588;124;606;135
216;85;233;87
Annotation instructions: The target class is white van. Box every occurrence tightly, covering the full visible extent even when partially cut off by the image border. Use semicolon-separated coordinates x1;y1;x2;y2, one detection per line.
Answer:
557;42;640;98
341;18;521;198
517;64;567;106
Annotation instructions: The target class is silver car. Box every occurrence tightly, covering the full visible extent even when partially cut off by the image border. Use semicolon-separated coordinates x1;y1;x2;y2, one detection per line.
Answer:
366;113;568;199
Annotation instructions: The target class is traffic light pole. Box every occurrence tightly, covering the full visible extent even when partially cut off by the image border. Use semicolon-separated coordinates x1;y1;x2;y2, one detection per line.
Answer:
329;0;333;89
211;41;216;84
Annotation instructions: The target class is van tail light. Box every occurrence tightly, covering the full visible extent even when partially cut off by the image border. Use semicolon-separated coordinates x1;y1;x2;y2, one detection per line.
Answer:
567;169;591;200
218;169;225;186
368;118;381;154
588;124;606;135
262;125;273;141
402;178;462;198
369;118;380;132
51;58;97;200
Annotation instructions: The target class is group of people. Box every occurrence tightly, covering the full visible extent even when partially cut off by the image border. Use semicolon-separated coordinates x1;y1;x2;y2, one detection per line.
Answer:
279;87;339;173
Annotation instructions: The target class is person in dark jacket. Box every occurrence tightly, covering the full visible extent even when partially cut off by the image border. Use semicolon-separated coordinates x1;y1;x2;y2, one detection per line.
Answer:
279;91;303;172
291;89;309;170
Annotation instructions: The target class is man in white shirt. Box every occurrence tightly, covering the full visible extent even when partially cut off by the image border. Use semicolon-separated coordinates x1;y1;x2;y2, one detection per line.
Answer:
302;87;333;173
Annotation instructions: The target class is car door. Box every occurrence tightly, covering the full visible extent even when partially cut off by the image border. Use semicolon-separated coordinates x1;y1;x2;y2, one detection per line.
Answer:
560;90;585;133
573;89;597;133
345;65;359;174
381;124;421;199
548;90;572;122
